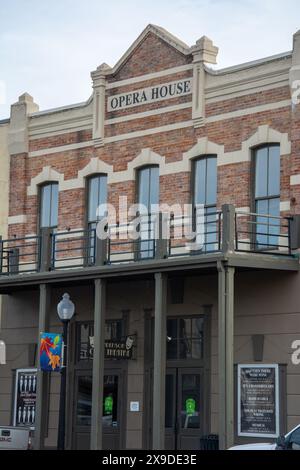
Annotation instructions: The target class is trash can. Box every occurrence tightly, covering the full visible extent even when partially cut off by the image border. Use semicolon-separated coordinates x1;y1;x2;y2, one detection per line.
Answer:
200;434;219;450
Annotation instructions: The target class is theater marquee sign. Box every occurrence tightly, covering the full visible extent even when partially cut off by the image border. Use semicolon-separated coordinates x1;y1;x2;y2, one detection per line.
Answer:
237;364;279;438
108;78;192;111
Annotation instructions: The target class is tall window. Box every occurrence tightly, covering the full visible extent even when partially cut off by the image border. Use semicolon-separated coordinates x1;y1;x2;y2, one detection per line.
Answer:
254;145;280;248
193;155;217;251
87;174;108;229
137;166;159;258
39;182;58;229
87;174;107;260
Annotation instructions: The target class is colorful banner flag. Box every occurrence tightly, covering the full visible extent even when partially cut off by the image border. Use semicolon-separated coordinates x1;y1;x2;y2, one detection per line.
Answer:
39;333;63;372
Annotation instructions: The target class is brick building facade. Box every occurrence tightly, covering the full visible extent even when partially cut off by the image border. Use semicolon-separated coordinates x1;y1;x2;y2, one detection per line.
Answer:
0;24;300;450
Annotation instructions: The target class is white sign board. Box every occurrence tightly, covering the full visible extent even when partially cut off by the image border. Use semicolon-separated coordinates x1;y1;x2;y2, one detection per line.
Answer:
130;401;140;412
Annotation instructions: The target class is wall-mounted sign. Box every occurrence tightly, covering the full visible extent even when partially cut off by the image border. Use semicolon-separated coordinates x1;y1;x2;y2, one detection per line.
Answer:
130;401;140;412
39;333;63;372
107;78;192;112
237;364;279;438
13;368;37;429
88;335;135;359
104;335;135;359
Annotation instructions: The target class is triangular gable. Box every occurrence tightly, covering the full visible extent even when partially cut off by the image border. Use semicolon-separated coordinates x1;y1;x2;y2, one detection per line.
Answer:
106;24;192;79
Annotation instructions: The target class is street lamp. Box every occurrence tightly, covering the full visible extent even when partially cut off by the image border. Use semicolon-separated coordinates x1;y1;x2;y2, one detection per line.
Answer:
57;293;75;450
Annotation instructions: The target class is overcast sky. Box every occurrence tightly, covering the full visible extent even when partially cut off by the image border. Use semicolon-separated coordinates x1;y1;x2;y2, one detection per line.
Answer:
0;0;299;119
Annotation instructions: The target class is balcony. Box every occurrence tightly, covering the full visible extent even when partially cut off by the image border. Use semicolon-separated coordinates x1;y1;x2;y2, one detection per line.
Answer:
0;204;298;287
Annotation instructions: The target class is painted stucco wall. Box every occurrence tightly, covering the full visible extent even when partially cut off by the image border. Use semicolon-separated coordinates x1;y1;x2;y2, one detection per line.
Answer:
1;271;299;448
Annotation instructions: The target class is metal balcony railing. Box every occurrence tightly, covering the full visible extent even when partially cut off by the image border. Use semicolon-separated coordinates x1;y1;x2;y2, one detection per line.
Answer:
0;235;40;275
107;213;157;264
0;205;296;276
51;229;96;270
168;209;222;257
235;210;292;255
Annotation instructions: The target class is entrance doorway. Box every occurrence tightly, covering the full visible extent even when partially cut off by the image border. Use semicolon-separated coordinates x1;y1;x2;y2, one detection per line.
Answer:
147;367;204;450
145;314;210;450
165;368;203;450
73;369;123;449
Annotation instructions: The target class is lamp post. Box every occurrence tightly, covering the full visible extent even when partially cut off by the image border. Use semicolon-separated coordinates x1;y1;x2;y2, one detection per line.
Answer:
57;293;75;450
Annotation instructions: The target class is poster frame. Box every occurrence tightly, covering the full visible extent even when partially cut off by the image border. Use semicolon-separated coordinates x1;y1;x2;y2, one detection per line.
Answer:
237;363;279;438
13;367;37;429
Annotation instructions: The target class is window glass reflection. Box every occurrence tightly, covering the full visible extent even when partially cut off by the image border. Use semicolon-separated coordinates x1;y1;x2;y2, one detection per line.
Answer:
76;374;119;429
137;166;159;259
40;183;59;229
254;145;280;249
103;375;118;428
194;156;217;252
165;374;175;428
76;376;92;426
77;320;123;362
166;317;204;360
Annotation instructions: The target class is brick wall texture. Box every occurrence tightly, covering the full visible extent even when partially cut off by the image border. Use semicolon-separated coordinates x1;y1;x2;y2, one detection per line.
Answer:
7;30;299;240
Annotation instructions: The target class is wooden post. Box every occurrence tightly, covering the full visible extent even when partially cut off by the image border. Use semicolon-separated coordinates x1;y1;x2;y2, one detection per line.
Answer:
90;278;106;449
152;272;167;449
95;235;108;266
225;265;235;448
222;204;235;254
155;212;169;259
217;261;235;449
39;228;53;271
8;248;19;274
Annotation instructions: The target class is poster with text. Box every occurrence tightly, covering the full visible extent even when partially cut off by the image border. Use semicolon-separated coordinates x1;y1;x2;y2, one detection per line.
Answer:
238;364;279;438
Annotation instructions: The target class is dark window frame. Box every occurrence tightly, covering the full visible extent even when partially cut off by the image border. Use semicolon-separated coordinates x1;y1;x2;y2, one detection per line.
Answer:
85;173;108;230
251;144;281;249
191;154;217;210
135;165;160;259
135;164;160;209
166;315;205;361
191;155;218;252
84;173;108;264
150;314;205;364
38;181;59;231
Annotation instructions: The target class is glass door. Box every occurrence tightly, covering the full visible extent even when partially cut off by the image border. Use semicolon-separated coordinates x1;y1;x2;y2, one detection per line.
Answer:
165;369;177;450
176;368;203;450
73;370;122;449
159;367;203;450
74;372;92;449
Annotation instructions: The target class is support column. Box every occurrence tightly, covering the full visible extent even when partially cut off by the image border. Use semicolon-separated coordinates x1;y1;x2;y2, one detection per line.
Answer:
217;262;235;450
34;283;50;449
90;278;106;450
152;272;167;450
